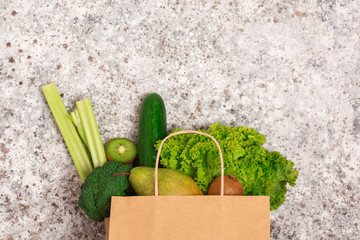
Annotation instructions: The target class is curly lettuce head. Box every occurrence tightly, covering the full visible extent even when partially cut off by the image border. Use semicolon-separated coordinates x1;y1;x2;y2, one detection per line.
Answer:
155;123;299;211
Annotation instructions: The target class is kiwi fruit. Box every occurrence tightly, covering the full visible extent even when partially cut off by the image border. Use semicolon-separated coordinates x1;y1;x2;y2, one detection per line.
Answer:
105;138;137;164
207;175;244;195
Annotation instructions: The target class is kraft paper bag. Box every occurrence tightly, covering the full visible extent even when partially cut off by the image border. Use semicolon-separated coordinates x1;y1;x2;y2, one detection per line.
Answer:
105;130;270;240
105;217;110;240
107;195;270;240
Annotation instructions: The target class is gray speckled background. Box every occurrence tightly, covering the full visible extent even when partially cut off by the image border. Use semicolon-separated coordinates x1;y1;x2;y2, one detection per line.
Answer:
1;0;360;239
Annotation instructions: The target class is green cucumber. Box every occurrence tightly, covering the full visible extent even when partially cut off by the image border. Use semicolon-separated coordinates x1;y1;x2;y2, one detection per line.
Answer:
138;93;167;167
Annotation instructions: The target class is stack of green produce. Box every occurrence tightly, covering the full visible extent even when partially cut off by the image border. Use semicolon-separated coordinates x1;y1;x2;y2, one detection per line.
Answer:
43;83;299;223
42;83;139;222
155;123;299;210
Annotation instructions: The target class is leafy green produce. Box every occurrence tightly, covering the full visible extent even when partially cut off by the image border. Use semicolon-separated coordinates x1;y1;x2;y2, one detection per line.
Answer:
78;161;133;222
155;123;299;210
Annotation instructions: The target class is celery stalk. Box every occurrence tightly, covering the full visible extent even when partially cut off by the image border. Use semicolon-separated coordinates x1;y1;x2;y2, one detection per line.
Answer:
42;83;93;182
76;98;107;168
70;110;89;148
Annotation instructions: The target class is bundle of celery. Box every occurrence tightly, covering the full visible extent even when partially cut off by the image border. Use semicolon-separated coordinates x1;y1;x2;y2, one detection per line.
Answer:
42;83;107;182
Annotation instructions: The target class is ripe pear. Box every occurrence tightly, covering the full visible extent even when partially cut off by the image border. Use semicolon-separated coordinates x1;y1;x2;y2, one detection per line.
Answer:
129;167;203;196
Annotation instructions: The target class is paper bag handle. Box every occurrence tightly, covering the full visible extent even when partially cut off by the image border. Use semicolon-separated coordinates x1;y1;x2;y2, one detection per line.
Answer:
155;130;224;196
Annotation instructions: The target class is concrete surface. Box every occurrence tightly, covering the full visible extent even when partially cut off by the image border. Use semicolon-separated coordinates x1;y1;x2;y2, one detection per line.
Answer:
1;0;360;239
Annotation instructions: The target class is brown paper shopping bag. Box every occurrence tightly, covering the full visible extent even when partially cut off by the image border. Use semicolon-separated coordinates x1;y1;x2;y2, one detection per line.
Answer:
106;130;270;240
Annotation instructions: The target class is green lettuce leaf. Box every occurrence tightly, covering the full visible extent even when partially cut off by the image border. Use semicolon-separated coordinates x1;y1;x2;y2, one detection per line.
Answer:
155;123;299;211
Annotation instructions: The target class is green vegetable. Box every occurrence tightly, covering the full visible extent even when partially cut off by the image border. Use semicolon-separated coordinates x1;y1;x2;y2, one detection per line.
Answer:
42;83;107;181
70;109;88;148
76;98;107;168
155;123;299;210
78;161;133;222
42;83;93;182
138;93;167;167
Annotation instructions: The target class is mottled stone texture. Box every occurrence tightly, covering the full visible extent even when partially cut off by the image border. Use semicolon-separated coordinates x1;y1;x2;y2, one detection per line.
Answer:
1;0;360;239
